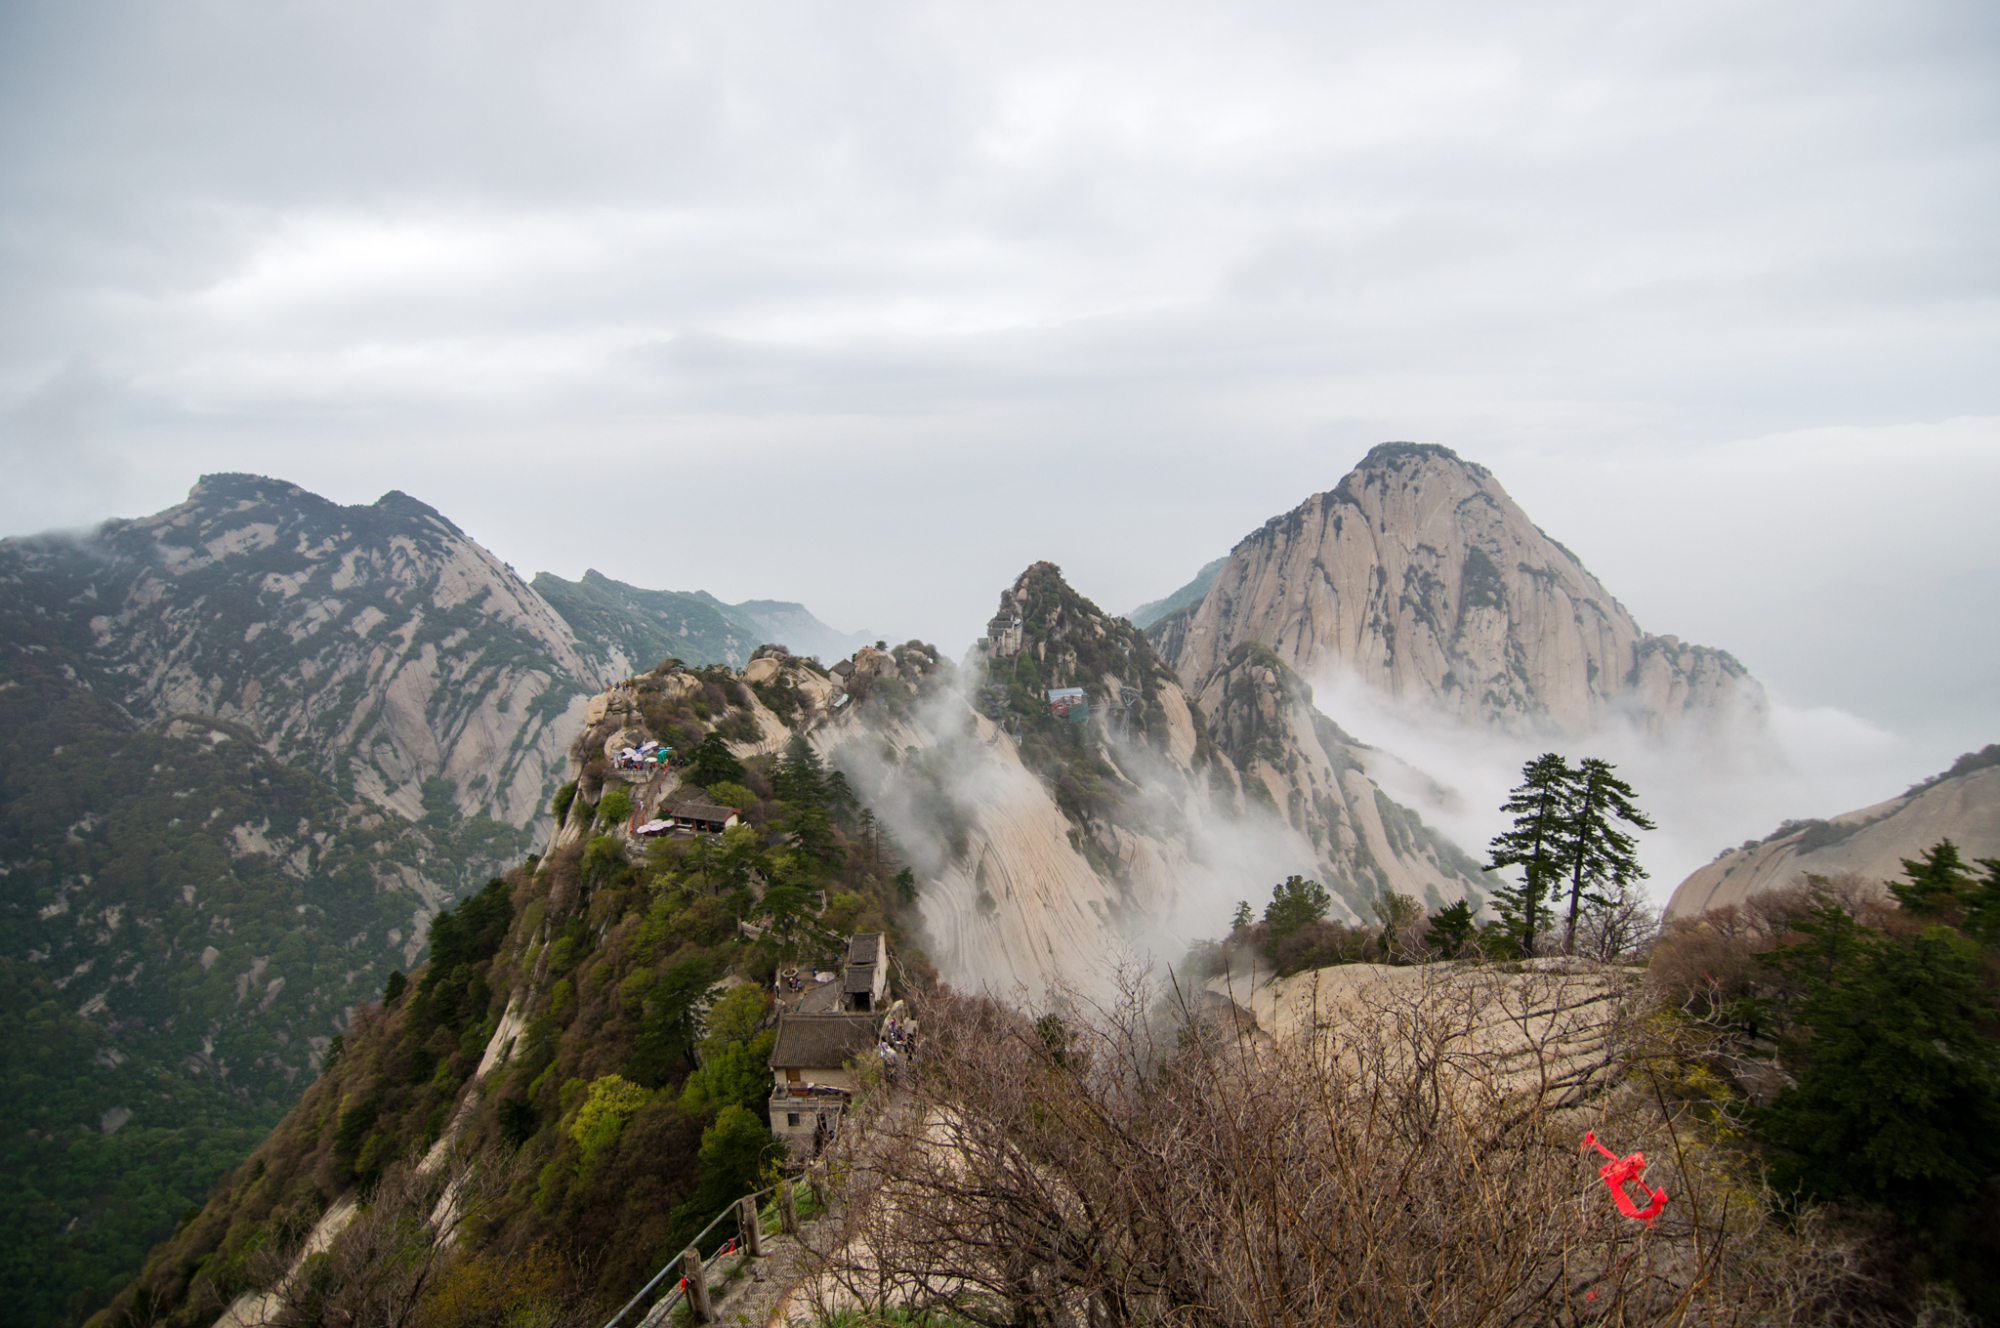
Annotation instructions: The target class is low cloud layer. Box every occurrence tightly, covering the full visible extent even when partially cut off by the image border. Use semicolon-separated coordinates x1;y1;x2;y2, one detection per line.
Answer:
1;0;1993;774
1310;666;1939;909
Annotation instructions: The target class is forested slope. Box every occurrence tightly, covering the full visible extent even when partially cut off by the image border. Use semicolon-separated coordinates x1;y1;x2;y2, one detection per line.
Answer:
0;549;537;1326
87;659;924;1328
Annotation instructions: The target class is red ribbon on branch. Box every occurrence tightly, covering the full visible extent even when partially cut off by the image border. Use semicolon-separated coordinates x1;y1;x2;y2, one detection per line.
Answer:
1580;1132;1668;1225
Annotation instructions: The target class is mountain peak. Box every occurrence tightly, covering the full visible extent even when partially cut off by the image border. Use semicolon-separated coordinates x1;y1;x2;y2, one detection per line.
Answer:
186;471;324;509
1152;449;1765;737
367;487;458;531
1354;440;1489;478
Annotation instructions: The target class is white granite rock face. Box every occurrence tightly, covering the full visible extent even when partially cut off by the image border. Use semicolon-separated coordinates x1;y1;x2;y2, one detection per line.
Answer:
1667;759;2000;918
33;475;611;830
561;601;1491;996
1156;444;1766;738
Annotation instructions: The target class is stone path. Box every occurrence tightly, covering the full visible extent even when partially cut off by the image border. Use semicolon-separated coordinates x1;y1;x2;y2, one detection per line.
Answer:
639;1208;840;1328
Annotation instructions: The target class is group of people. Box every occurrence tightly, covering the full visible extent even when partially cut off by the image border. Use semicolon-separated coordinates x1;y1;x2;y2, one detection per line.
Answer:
612;740;672;771
877;1013;914;1081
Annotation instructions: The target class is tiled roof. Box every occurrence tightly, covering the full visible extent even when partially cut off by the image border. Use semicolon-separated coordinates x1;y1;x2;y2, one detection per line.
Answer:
770;1014;880;1070
670;798;739;820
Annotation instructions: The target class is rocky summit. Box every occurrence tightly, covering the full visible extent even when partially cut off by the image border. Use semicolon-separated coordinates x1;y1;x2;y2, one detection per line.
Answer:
1149;443;1766;737
937;562;1485;987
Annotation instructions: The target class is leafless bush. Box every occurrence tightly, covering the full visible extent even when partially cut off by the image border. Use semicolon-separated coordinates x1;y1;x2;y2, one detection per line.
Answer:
1574;883;1661;964
799;964;1885;1328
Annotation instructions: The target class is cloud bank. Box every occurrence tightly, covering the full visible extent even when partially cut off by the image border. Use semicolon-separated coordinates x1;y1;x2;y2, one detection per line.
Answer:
1;0;1993;774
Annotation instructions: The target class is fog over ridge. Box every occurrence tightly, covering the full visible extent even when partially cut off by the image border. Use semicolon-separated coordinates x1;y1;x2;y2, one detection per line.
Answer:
1;0;1992;798
1305;663;1918;908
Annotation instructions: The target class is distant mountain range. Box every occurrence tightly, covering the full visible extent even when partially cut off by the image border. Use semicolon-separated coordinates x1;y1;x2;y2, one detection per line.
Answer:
533;570;872;681
1126;557;1224;630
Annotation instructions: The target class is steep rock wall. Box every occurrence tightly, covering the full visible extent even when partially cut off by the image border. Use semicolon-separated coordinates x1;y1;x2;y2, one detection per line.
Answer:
1153;443;1765;737
3;475;606;828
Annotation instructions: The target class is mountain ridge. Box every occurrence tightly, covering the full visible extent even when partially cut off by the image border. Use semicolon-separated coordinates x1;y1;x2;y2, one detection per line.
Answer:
1147;442;1767;738
1667;744;2000;917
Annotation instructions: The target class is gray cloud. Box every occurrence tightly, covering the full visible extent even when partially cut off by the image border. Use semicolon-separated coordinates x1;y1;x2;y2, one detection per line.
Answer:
1;0;1995;827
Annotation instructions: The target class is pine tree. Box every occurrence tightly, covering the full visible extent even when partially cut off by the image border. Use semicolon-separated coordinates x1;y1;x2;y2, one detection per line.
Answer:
1889;839;2000;941
1427;899;1476;959
1264;876;1331;938
772;734;827;808
1484;753;1575;957
688;731;746;789
1891;838;1977;918
1755;903;2000;1223
1556;757;1654;956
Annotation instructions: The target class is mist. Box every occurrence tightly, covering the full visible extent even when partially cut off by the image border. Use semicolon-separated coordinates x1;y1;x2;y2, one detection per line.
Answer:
1307;666;1927;909
818;653;1335;994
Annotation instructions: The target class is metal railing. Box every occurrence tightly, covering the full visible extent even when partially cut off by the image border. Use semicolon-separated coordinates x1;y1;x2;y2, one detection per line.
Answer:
601;1181;789;1328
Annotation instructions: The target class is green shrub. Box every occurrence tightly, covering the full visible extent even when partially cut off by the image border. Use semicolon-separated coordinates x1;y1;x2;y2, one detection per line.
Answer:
551;781;578;823
597;786;633;826
568;1074;654;1170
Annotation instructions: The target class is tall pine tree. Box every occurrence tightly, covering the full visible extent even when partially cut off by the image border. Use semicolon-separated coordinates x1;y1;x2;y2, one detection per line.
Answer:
772;734;828;808
1557;757;1654;956
1485;753;1575;957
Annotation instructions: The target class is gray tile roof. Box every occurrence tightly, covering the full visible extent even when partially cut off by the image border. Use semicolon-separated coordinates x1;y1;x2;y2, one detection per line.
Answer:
770;1013;880;1071
670;797;739;820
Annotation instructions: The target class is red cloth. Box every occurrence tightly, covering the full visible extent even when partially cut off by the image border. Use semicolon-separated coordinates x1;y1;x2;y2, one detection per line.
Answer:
1580;1131;1668;1224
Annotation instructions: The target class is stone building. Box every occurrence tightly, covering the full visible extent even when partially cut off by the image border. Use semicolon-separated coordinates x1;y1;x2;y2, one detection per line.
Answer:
768;932;897;1157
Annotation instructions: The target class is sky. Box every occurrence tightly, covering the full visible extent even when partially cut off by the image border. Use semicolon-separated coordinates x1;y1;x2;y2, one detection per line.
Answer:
2;0;1996;875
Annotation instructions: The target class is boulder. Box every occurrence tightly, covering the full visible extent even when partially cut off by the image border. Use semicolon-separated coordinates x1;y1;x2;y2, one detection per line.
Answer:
744;657;783;685
584;689;640;726
851;647;899;682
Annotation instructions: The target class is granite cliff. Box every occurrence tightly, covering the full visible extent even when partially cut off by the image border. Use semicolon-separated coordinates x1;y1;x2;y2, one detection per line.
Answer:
1667;745;2000;917
6;474;603;829
877;563;1486;990
533;562;1487;995
1149;443;1766;738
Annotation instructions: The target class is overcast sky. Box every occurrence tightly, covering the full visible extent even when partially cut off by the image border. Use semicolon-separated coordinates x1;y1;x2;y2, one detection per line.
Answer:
3;0;1997;845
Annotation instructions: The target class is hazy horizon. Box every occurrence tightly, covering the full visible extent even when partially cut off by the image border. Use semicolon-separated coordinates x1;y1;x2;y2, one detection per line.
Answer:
4;0;1995;886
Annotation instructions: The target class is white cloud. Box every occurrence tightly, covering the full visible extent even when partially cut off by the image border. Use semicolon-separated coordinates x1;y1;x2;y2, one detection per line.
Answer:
0;0;1992;768
1309;666;1934;906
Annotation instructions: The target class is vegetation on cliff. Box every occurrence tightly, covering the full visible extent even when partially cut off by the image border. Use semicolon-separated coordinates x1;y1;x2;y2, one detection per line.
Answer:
979;562;1180;827
0;587;523;1328
86;671;927;1328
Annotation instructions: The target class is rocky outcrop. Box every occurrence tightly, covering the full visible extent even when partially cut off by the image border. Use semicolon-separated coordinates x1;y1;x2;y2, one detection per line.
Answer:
558;565;1489;994
1667;746;2000;917
2;474;606;828
852;565;1489;991
1151;443;1765;737
1192;642;1490;914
